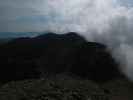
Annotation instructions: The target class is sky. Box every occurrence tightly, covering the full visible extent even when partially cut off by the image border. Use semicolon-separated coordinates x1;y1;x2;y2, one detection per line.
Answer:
0;0;132;32
1;0;133;80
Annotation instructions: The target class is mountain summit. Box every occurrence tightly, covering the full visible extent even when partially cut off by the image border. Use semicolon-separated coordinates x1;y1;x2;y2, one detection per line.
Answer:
0;32;125;83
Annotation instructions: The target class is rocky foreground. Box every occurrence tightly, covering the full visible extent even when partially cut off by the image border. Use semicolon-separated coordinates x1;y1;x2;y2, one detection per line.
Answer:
0;74;132;100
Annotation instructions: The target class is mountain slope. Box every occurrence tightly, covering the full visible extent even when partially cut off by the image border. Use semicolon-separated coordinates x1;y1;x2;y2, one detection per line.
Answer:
0;32;125;83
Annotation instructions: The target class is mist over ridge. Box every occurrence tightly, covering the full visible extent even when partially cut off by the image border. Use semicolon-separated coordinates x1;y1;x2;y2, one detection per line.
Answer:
41;0;133;80
0;0;133;80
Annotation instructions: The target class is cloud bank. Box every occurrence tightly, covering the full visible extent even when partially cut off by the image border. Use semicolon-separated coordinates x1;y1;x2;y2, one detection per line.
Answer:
41;0;133;80
1;0;133;80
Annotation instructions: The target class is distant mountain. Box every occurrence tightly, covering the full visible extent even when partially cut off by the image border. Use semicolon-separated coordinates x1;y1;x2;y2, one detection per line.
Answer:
0;32;42;38
0;32;125;83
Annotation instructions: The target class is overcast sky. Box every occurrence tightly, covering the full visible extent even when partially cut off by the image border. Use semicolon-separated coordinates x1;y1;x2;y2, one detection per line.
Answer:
0;0;132;32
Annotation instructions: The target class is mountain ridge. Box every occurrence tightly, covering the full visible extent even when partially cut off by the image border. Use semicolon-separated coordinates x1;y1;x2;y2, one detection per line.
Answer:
0;32;125;83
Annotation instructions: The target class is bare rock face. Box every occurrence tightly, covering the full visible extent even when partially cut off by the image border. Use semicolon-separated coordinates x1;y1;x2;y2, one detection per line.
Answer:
0;78;105;100
0;78;132;100
0;32;124;83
